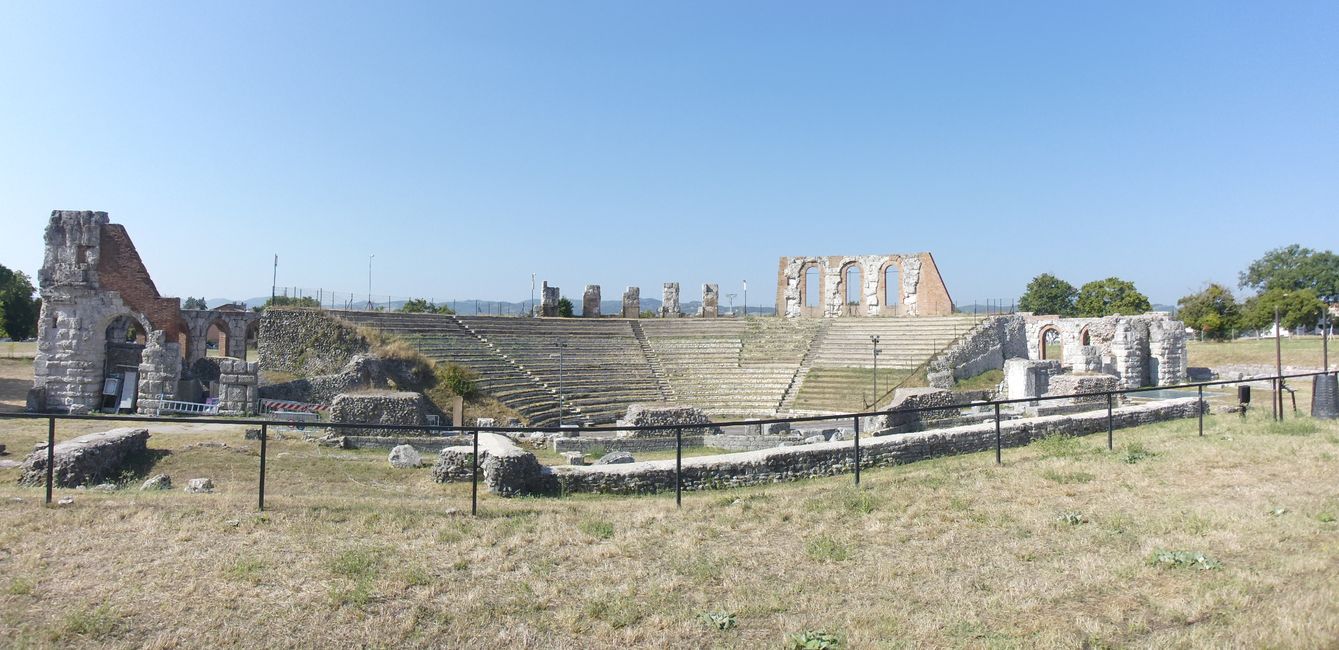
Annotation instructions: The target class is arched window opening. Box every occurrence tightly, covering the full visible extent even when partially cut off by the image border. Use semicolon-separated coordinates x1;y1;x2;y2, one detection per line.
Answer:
1040;326;1063;362
804;266;820;308
844;265;862;315
884;265;901;307
207;321;230;358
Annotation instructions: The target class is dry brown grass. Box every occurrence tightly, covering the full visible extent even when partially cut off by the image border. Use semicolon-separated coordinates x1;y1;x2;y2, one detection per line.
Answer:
1;404;1337;648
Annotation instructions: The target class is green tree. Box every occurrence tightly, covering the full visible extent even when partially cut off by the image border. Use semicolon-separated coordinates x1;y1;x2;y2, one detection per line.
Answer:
182;296;209;310
1241;288;1326;331
1017;273;1078;316
1177;283;1241;340
557;297;574;318
254;295;321;312
1075;277;1151;317
1240;245;1339;298
0;264;40;339
400;298;455;315
0;300;8;339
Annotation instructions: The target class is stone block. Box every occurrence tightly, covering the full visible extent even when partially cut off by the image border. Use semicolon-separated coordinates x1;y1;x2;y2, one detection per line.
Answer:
19;428;149;488
582;285;601;317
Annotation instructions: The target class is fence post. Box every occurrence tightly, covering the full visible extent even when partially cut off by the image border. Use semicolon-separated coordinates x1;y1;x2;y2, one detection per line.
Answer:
471;428;479;516
1198;385;1204;436
45;416;55;505
675;427;683;508
853;415;861;486
1106;393;1114;451
993;403;1001;465
258;423;268;511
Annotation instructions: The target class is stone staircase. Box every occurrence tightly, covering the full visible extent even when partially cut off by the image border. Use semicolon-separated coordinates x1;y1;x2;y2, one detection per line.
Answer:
777;319;831;412
630;320;674;402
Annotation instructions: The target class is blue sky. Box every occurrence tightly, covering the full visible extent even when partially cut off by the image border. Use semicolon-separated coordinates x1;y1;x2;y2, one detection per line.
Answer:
1;1;1335;308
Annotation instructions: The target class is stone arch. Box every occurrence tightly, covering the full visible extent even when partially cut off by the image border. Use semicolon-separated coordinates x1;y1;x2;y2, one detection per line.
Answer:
840;262;864;316
878;259;902;314
1079;327;1091;346
1038;324;1063;361
243;319;261;361
206;318;232;359
103;313;148;345
799;261;824;315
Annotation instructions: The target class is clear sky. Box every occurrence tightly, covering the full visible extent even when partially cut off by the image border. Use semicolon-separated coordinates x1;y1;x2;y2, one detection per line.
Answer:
1;1;1335;308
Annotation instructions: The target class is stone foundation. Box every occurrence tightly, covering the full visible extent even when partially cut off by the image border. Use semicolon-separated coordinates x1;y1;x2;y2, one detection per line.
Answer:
330;391;428;436
622;403;718;438
20;428;150;487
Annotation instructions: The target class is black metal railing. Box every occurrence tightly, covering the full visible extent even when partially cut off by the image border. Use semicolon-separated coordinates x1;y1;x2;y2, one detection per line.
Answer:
2;370;1333;515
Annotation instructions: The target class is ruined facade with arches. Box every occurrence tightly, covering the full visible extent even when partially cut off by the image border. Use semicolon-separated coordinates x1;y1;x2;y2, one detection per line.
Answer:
1022;313;1188;389
31;211;260;414
775;253;954;318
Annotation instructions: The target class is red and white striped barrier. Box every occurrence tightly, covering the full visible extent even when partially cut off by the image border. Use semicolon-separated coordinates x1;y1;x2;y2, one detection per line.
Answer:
261;399;328;414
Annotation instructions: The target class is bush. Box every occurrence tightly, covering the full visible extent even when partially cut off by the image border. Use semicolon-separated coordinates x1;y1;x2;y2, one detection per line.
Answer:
786;630;843;649
435;363;479;400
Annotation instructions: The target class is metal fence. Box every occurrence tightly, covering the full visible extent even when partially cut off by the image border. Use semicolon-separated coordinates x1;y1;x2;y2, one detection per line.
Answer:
2;370;1333;516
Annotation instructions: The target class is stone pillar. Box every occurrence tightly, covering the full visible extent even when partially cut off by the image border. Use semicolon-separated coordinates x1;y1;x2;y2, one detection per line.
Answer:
622;287;640;318
540;282;560;317
701;284;719;318
582;285;601;317
136;331;182;415
660;283;680;318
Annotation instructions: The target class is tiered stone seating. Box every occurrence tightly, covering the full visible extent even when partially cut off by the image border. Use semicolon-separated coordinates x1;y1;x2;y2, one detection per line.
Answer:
809;316;984;368
640;319;819;418
455;317;666;424
337;312;562;426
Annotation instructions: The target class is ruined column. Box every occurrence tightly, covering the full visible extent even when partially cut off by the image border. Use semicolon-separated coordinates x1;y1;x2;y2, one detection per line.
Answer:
136;331;182;416
540;282;560;317
622;287;640;318
701;284;719;318
582;285;601;317
660;283;680;318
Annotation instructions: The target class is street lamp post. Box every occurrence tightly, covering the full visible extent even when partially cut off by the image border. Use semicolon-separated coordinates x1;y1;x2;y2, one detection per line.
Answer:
871;335;882;409
726;293;736;317
367;254;375;311
743;280;748;319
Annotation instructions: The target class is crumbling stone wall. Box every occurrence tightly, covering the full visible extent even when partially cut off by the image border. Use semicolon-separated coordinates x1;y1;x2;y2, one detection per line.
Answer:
660;283;680;318
1045;374;1119;405
1004;359;1063;401
928;315;1027;388
541;282;560;317
34;211;169;413
863;387;965;433
330;391;429;436
1022;314;1188;389
700;284;719;317
193;357;259;415
622;403;719;438
622;287;640;318
775;253;953;318
432;432;556;496
257;309;368;375
19;428;150;488
583;285;601;317
136;331;182;415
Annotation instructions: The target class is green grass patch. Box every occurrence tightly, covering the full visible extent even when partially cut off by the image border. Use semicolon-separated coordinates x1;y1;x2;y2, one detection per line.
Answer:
1148;549;1222;570
577;517;615;540
804;535;851;562
954;368;1004;392
1041;469;1096;484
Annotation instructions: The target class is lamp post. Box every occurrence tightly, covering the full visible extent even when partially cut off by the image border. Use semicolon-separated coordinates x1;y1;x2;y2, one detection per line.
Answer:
871;335;882;409
367;254;375;311
743;280;748;319
726;293;737;317
531;273;536;318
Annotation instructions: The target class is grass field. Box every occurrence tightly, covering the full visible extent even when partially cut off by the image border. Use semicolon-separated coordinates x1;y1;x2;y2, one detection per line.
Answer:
2;371;1338;646
1187;336;1332;370
0;341;37;359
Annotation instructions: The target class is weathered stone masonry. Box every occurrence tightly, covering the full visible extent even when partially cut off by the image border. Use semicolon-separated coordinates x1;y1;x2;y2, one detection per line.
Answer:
776;253;954;318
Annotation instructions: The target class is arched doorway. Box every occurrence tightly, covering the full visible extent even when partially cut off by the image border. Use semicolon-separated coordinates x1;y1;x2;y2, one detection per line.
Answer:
101;314;148;413
800;263;823;316
206;320;231;358
882;262;901;314
1039;325;1063;362
842;263;863;316
244;320;261;361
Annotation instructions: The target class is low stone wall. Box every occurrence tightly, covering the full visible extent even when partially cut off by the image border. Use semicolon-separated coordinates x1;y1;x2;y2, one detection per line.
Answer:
193;356;260;415
19;428;150;487
330;391;427;436
1045;373;1119;405
622;404;719;438
432;432;555;496
712;433;805;451
344;434;474;451
866;387;964;433
549;398;1204;495
553;435;705;454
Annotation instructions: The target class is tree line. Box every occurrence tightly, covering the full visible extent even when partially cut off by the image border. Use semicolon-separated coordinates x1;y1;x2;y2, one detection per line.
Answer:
1016;244;1336;340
